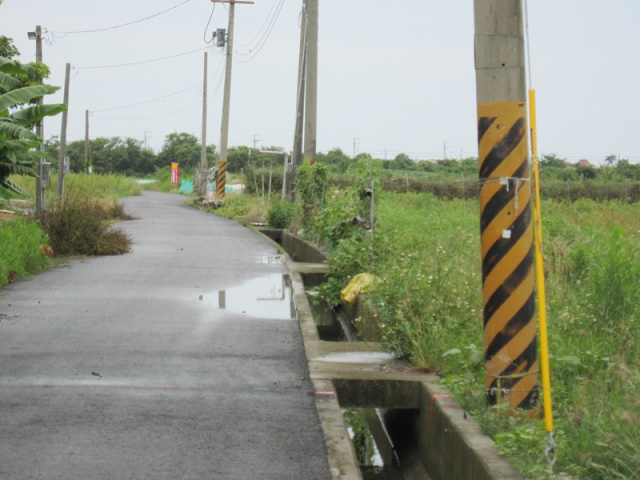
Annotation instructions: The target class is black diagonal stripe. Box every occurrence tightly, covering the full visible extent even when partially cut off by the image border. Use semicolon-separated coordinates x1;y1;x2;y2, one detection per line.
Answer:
516;384;540;409
479;118;526;180
485;337;538;406
484;291;535;358
483;244;534;326
482;204;532;281
480;160;530;233
490;336;537;387
478;116;497;143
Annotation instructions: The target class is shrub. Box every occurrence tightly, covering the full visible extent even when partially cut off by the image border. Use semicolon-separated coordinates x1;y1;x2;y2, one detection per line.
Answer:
35;194;131;256
244;166;284;196
267;201;299;229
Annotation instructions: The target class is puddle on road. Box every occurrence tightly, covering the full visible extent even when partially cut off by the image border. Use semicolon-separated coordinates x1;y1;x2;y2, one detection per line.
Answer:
201;274;294;320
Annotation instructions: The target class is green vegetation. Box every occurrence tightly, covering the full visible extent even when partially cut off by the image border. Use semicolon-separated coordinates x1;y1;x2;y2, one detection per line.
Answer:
0;56;66;199
266;200;300;229
8;172;141;205
35;192;131;256
285;157;640;479
1;174;136;290
0;218;51;288
367;195;640;478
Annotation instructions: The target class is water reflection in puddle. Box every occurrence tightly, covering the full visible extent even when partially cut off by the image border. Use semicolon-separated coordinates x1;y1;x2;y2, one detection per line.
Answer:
201;274;294;320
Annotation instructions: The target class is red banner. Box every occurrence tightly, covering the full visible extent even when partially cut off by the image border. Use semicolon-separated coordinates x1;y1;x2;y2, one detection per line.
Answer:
171;163;180;185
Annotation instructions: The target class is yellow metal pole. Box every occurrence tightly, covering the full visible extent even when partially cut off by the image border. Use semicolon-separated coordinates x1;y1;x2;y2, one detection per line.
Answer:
529;89;554;433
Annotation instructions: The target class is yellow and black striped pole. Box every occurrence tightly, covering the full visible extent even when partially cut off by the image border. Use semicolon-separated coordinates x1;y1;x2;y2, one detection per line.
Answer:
474;0;538;411
216;160;227;200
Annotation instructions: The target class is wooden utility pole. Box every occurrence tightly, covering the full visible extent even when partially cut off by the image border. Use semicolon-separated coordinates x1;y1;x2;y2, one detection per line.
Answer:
303;0;318;164
57;63;70;197
199;52;208;196
213;0;253;200
474;0;538;411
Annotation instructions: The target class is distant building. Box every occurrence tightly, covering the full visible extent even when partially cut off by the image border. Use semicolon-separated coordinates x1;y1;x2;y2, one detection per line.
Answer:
575;159;593;167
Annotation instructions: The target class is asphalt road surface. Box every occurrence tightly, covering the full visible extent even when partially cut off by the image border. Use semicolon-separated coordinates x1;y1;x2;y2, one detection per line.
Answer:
0;192;332;480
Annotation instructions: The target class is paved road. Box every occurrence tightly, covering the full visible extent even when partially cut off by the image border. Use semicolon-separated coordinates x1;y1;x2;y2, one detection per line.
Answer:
0;192;332;480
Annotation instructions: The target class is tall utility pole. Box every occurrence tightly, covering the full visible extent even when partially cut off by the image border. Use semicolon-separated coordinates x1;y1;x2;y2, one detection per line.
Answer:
288;0;307;200
474;0;538;411
28;26;44;213
57;62;71;197
303;0;318;164
199;52;208;196
84;110;90;173
213;0;254;200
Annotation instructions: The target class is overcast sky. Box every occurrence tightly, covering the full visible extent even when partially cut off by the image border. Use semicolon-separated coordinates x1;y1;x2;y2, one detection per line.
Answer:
1;1;639;164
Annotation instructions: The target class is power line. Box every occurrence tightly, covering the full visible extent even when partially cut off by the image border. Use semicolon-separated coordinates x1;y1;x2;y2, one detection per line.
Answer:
91;105;200;120
92;84;202;113
236;0;280;48
51;0;193;37
235;0;285;63
75;47;210;70
203;2;217;44
88;57;225;120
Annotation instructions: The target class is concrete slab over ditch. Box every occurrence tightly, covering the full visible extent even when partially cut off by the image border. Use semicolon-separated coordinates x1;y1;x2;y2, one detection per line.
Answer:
267;229;526;480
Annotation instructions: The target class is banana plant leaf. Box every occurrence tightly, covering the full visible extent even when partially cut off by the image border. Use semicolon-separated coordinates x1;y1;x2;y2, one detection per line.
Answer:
0;121;38;141
10;103;67;124
0;84;59;112
0;71;21;94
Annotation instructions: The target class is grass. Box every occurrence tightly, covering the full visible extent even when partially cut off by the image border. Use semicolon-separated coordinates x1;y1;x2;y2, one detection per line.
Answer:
199;191;274;225
0;218;52;288
8;172;141;205
353;193;640;479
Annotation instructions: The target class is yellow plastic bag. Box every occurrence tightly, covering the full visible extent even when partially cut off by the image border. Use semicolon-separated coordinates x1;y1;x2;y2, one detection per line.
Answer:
340;273;376;306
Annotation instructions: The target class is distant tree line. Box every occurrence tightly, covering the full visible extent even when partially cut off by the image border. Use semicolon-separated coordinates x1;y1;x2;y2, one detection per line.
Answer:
43;134;294;178
319;148;640;183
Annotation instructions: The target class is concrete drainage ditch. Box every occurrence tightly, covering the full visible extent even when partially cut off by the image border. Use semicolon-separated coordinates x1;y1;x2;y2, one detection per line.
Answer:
259;229;524;480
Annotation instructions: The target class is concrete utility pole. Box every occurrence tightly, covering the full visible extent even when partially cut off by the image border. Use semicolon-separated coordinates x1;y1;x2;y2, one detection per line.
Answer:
84;110;90;173
57;63;70;197
303;0;318;164
291;0;307;169
199;52;208;196
213;0;254;200
28;26;44;213
474;0;538;411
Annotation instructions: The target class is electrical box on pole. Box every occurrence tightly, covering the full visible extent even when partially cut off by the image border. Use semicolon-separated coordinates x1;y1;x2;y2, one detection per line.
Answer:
216;28;226;47
40;162;51;189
